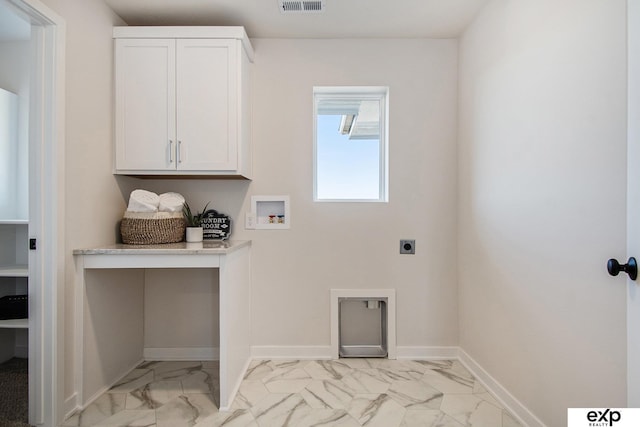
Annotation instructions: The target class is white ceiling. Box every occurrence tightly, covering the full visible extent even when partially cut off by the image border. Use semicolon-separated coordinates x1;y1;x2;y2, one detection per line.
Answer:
103;0;490;39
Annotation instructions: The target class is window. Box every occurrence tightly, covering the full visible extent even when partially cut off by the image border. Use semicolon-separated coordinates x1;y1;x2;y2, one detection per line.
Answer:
313;87;388;202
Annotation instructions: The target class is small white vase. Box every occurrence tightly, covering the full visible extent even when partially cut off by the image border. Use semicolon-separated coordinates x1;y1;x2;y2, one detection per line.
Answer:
186;227;203;243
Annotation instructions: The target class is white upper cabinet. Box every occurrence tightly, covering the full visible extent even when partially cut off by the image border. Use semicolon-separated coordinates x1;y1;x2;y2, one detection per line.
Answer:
114;27;253;178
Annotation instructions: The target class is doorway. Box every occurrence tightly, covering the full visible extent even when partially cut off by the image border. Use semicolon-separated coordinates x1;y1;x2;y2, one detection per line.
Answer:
0;3;33;426
0;0;64;425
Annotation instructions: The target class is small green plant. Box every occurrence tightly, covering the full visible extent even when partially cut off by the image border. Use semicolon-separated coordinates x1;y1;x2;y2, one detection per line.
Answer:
182;201;211;227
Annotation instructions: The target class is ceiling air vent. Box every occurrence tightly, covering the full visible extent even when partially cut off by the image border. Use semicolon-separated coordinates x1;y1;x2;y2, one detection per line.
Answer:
279;0;325;13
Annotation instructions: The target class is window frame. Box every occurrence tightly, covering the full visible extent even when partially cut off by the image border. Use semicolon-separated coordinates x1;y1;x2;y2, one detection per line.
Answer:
313;86;389;203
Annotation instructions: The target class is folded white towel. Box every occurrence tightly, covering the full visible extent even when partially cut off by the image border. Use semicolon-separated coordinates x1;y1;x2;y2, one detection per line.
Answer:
127;189;160;213
159;192;185;213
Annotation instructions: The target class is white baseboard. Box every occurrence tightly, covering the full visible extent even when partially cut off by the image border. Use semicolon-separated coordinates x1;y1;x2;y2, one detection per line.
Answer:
458;349;546;427
80;357;144;411
396;346;459;360
64;393;78;420
251;346;459;360
251;346;333;360
144;347;219;361
218;356;253;412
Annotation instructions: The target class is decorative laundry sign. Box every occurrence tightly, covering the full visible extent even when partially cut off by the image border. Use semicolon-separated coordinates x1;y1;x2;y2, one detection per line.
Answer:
201;211;232;240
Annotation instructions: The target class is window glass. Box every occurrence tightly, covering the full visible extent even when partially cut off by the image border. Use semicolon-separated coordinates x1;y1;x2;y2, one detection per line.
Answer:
313;87;388;202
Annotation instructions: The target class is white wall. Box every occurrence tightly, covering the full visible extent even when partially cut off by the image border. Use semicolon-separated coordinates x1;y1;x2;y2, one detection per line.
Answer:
135;38;460;353
38;0;127;403
0;41;29;220
458;0;627;425
143;269;220;353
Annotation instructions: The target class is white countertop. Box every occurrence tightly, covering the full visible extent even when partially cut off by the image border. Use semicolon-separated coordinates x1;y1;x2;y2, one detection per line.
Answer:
73;240;250;256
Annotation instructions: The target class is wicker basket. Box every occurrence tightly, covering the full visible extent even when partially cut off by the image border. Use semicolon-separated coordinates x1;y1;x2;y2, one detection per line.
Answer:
120;216;186;245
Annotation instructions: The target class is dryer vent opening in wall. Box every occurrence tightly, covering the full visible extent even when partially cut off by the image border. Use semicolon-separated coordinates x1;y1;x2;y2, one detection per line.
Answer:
339;298;388;358
330;289;396;359
279;0;325;13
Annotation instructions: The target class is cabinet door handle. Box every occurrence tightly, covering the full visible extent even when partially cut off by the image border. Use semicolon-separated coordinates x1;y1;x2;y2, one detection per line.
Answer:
178;140;182;164
169;140;174;163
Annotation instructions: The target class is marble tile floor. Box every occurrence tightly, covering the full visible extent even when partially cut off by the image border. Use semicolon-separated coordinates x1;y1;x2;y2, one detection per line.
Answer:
63;359;523;427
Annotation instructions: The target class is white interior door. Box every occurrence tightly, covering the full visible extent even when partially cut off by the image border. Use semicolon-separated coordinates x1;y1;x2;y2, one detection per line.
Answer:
627;0;640;407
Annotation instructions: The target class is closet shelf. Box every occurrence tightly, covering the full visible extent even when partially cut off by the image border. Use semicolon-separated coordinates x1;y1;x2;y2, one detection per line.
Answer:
0;220;28;225
0;318;28;329
0;265;28;277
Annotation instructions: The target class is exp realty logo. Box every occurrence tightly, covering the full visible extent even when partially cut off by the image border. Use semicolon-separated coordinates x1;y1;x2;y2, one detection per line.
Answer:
586;409;621;426
568;408;640;427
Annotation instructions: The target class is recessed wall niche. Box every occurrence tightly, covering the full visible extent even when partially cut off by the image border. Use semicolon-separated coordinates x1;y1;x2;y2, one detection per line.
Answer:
251;195;290;229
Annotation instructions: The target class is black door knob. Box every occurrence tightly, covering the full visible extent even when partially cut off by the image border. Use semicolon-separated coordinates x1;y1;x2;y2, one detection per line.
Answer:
607;257;638;280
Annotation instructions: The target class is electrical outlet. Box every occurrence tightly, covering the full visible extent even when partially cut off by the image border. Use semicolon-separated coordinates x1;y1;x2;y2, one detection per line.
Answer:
400;239;415;254
245;212;256;229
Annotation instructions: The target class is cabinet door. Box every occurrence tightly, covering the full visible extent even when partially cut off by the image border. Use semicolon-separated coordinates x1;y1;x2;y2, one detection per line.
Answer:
176;39;238;171
115;39;176;171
